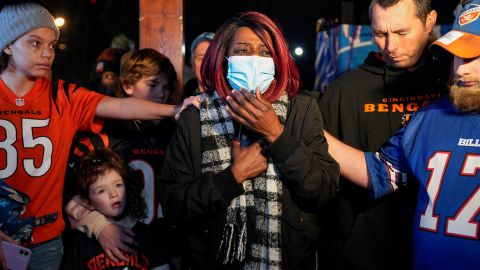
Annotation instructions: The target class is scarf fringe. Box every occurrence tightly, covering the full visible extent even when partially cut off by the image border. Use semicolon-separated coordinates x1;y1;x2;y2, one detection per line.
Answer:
216;223;247;265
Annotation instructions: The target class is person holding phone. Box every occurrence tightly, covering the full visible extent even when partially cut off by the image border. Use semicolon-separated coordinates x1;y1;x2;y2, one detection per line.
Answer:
0;2;199;269
2;241;31;270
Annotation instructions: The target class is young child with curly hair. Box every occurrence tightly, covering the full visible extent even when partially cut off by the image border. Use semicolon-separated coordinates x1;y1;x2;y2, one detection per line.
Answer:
62;149;177;269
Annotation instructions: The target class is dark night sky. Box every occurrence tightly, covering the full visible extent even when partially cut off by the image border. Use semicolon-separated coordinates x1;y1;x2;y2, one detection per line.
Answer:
42;0;458;90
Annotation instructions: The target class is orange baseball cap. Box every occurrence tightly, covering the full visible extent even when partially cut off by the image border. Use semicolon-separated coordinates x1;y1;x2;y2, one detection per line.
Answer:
430;1;480;58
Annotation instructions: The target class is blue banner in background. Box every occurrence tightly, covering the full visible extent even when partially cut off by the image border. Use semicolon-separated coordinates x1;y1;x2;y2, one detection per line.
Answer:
314;24;453;92
314;27;338;92
336;25;377;81
314;24;377;92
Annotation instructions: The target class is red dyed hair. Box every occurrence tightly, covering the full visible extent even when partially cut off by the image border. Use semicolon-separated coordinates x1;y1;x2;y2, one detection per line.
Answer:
200;11;300;102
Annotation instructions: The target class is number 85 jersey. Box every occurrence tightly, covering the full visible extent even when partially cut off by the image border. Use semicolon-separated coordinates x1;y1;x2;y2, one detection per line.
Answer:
0;78;104;245
365;96;480;270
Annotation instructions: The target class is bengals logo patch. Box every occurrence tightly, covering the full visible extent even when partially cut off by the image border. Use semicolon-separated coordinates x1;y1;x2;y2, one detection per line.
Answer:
459;5;480;26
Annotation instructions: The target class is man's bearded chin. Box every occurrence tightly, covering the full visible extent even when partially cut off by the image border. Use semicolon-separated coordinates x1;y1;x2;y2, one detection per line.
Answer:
450;82;480;113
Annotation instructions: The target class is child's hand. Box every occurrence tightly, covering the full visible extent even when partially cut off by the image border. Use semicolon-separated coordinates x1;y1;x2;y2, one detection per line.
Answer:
175;95;202;121
98;224;137;263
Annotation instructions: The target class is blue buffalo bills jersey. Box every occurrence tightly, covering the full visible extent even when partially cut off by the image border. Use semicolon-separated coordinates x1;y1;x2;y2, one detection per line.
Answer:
365;96;480;270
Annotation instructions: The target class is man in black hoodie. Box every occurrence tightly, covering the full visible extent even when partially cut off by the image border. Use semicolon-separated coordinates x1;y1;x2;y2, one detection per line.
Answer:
318;0;451;269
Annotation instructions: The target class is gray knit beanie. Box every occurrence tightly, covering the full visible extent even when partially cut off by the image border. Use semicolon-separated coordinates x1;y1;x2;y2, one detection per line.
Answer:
190;32;215;59
0;2;60;51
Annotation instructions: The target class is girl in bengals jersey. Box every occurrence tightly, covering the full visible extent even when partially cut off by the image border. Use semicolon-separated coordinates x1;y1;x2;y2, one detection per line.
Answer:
0;2;199;269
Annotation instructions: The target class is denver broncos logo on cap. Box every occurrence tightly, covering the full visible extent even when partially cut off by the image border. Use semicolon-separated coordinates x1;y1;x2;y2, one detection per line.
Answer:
459;5;480;26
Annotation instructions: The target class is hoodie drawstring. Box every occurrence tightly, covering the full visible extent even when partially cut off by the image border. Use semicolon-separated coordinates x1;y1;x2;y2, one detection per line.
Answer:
383;65;393;133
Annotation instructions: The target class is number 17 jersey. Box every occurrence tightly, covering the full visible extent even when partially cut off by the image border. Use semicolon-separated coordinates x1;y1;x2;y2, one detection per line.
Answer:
365;96;480;270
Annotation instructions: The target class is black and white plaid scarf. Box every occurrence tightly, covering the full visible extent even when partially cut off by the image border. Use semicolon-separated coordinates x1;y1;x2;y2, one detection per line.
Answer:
200;92;288;269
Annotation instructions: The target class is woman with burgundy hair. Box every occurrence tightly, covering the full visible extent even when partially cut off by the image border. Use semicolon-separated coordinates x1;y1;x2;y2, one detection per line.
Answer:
159;11;339;269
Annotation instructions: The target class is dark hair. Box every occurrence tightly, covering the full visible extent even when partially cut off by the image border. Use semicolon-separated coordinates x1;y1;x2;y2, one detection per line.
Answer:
369;0;432;23
86;48;128;95
117;48;180;103
0;52;8;73
200;11;300;102
75;149;146;221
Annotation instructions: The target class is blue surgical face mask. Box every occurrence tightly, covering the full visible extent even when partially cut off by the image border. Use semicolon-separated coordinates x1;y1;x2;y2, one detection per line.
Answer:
226;55;275;94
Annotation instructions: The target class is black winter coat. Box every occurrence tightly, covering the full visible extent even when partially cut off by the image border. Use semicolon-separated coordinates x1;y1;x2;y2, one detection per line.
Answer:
159;92;339;269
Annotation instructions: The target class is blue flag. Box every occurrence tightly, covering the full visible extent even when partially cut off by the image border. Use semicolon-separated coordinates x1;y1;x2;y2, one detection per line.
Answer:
314;24;377;92
314;27;337;92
